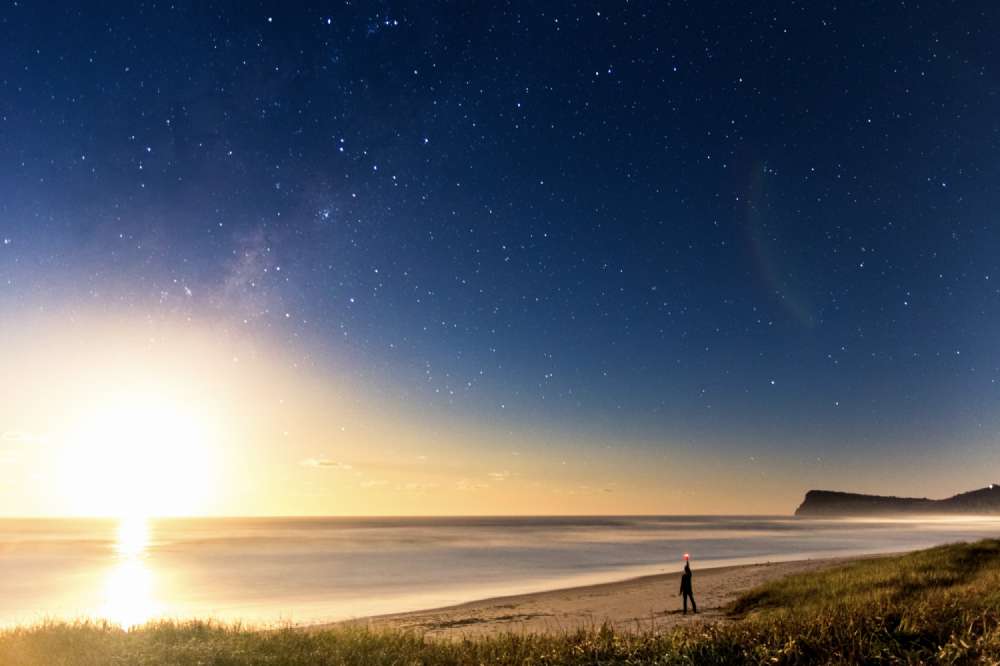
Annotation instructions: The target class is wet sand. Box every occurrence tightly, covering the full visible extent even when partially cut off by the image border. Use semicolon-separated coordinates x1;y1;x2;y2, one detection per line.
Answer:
332;556;863;639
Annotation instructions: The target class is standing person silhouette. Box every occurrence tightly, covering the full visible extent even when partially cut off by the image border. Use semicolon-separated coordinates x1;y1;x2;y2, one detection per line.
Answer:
680;555;697;614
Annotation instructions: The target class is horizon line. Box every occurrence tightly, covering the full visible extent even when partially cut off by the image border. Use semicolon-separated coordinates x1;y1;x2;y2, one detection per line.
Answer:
0;512;796;520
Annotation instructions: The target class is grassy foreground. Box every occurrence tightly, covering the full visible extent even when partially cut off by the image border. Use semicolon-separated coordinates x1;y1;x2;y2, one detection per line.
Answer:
5;540;1000;665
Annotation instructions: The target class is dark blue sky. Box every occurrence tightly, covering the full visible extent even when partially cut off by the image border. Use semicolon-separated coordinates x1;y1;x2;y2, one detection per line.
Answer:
3;1;1000;493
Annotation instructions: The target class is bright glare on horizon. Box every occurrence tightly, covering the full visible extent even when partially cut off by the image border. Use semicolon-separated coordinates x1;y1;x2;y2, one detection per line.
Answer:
1;312;992;518
59;392;218;518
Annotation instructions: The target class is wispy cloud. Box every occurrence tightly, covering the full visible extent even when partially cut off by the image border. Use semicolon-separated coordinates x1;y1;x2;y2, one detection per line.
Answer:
396;482;439;492
455;478;489;491
360;479;388;488
487;471;510;481
300;458;353;470
1;431;47;445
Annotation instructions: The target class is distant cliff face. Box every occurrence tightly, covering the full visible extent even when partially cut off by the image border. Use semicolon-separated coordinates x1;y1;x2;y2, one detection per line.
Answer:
795;485;1000;517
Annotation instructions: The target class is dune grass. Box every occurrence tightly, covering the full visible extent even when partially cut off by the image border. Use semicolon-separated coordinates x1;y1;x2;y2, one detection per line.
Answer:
4;539;1000;664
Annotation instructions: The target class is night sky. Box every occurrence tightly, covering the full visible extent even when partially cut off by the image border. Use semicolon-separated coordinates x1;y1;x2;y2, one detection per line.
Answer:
3;2;1000;513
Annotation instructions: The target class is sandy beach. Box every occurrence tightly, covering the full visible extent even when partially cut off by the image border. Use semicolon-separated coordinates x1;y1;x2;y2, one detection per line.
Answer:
336;556;862;639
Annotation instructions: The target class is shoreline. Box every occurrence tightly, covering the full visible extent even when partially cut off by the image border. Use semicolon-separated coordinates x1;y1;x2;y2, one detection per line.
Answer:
327;553;884;638
5;541;996;664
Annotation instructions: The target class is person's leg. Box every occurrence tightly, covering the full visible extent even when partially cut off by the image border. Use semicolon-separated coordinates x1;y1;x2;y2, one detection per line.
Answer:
691;595;697;613
682;593;688;614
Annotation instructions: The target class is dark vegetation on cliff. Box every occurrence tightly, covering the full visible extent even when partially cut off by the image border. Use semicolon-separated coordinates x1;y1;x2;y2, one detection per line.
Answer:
795;484;1000;517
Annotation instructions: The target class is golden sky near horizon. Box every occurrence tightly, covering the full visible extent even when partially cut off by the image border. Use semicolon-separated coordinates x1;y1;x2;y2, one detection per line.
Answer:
0;310;984;518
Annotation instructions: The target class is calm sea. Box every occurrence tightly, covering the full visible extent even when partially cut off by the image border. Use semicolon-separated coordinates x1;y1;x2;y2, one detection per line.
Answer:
3;515;999;627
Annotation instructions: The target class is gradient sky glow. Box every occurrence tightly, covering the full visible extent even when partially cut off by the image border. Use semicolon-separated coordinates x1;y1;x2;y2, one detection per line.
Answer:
3;2;1000;515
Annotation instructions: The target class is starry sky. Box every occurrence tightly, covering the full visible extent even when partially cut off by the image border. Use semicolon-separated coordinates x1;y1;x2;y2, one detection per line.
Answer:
2;2;1000;515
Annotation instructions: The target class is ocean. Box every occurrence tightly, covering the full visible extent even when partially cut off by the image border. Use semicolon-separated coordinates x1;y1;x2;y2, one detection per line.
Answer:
3;515;999;627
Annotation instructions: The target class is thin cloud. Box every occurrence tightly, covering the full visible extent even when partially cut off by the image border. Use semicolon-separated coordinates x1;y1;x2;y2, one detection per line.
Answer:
300;458;353;470
396;482;439;492
456;478;489;491
1;431;47;445
488;471;510;481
